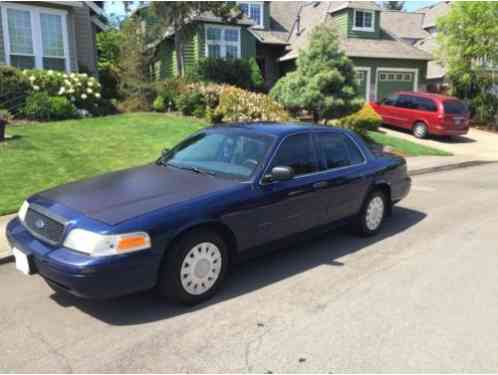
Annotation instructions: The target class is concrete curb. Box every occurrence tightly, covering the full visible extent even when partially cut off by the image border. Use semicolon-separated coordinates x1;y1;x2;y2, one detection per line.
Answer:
409;160;498;177
1;159;497;266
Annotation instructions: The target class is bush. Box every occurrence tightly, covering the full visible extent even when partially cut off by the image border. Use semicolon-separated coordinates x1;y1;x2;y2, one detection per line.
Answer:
152;96;166;112
0;65;31;114
335;103;382;136
471;93;497;125
212;85;289;123
154;79;190;110
191;58;264;91
22;92;77;121
176;91;206;117
98;63;120;100
116;96;151;112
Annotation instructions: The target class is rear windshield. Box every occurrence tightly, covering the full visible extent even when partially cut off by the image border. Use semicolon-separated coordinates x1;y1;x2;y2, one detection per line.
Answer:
443;100;468;115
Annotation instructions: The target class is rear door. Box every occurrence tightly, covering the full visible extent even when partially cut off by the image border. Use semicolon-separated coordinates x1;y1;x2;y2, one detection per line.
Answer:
313;132;371;224
393;94;418;129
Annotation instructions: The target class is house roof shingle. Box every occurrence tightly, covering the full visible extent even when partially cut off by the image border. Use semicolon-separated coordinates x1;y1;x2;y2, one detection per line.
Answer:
419;1;451;29
328;1;381;14
380;11;429;40
415;36;446;79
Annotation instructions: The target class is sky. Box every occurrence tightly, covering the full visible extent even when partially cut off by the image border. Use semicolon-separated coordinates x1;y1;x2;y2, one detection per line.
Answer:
104;1;441;19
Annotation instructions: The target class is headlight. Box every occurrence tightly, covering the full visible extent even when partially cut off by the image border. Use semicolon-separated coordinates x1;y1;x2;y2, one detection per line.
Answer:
18;201;29;222
63;229;151;257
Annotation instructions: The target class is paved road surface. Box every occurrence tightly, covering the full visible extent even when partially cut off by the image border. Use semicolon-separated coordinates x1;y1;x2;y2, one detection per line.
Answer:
1;164;498;372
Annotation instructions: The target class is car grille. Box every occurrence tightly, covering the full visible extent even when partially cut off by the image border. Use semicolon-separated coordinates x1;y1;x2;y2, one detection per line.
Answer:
24;208;66;245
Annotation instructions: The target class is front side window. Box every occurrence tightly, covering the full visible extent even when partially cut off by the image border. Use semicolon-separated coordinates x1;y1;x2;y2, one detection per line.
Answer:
382;94;398;106
161;132;273;179
317;134;365;170
2;5;68;71
206;26;240;59
238;2;263;28
269;134;318;176
354;10;374;31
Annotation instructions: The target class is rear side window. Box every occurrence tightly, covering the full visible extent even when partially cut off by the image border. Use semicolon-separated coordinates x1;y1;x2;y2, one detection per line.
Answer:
413;96;438;112
396;95;417;109
316;133;365;170
270;134;318;176
443;100;468;115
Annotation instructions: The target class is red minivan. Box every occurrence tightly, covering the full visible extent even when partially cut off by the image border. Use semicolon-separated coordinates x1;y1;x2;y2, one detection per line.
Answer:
371;91;470;139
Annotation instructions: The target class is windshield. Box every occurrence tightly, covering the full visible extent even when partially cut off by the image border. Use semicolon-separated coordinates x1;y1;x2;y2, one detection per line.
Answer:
443;100;468;115
160;131;274;179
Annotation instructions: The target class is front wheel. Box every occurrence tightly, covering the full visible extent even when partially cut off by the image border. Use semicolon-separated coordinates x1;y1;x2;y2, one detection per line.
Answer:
353;190;387;237
158;230;229;305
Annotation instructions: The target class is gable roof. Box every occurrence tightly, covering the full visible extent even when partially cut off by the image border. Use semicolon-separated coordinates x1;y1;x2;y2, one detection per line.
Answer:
380;11;429;40
418;1;451;29
415;36;446;79
279;1;432;62
328;1;381;14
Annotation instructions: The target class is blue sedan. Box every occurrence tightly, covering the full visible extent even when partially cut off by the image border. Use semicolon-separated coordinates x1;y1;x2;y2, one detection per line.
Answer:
6;123;411;305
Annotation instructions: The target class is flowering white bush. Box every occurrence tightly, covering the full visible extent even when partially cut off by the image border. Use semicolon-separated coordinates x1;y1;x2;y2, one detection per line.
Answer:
22;69;104;113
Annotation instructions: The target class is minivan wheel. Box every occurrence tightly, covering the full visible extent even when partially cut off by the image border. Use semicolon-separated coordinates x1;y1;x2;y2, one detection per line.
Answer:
158;230;228;305
413;122;428;139
353;190;387;237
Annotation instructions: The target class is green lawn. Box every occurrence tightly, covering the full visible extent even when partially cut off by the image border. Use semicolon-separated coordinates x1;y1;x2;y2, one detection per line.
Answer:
0;113;206;215
0;113;449;216
367;131;452;157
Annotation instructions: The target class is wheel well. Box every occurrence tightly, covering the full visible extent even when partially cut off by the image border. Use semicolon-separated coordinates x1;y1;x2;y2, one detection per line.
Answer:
412;120;428;129
371;183;392;214
168;222;238;263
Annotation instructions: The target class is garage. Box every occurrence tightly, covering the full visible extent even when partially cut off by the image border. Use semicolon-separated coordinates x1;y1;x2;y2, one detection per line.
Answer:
376;69;418;101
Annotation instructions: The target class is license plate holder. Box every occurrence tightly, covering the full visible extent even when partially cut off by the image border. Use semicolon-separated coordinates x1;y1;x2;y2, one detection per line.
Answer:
12;247;32;275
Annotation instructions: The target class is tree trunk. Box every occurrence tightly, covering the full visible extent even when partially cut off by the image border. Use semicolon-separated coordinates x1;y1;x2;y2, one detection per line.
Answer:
312;111;320;123
0;119;5;142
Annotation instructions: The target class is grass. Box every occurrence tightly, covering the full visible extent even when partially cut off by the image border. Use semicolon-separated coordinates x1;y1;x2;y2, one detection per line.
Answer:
0;113;450;215
367;130;453;157
0;113;206;215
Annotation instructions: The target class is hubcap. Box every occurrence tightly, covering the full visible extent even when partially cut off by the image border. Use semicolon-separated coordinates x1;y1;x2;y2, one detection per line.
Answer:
181;242;222;296
415;125;426;137
365;196;385;231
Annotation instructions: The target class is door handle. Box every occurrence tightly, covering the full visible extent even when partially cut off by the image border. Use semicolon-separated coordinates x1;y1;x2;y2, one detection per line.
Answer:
313;181;329;189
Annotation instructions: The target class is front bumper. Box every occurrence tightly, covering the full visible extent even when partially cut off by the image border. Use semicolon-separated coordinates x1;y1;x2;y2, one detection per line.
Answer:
6;218;159;299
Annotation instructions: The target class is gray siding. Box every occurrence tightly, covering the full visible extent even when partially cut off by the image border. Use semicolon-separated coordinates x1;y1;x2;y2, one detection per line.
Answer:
72;5;97;74
66;12;79;72
0;7;5;64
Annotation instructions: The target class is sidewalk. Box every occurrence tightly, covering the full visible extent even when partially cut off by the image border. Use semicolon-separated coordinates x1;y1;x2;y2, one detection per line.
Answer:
0;154;496;262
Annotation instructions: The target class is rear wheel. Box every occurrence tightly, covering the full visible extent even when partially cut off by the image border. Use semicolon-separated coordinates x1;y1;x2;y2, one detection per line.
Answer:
158;230;229;305
413;122;428;139
353;190;387;237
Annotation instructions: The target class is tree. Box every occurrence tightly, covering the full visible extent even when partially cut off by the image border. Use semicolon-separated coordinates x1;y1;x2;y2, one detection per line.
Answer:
437;2;498;123
382;1;405;11
270;25;363;123
150;2;240;77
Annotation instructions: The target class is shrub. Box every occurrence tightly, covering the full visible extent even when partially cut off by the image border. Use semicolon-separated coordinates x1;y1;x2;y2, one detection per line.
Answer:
213;85;289;123
0;65;31;114
152;96;166;112
116;96;151;112
471;93;497;125
191;58;264;91
22;92;77;121
336;103;382;136
154;79;190;110
176;91;206;116
98;63;121;100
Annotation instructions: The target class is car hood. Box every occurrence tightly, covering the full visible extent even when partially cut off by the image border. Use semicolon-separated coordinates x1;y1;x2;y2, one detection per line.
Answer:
37;164;240;225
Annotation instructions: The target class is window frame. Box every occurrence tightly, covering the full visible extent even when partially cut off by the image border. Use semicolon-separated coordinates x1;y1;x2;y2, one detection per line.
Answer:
314;132;367;172
204;24;241;60
0;2;70;71
352;9;375;32
237;1;264;29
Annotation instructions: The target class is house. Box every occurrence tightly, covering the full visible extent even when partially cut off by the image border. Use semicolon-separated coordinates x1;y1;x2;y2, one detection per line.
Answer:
148;1;437;101
0;1;107;74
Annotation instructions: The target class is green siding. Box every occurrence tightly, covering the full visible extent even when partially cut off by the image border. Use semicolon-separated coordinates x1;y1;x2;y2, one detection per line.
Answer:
333;10;349;35
347;9;382;39
0;7;5;64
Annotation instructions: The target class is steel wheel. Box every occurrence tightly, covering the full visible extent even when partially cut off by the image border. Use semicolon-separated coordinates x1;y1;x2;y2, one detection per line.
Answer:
365;196;385;231
180;242;222;296
413;122;428;139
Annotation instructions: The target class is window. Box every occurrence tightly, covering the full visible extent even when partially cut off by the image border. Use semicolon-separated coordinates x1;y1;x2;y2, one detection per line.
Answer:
396;95;417;109
269;134;317;176
382;94;398;106
205;25;241;59
379;72;413;82
238;2;263;28
317;134;365;170
413;96;437;112
1;4;69;71
443;100;468;115
353;9;374;32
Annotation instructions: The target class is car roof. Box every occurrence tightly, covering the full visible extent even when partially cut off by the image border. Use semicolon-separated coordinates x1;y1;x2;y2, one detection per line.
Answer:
208;122;348;137
397;91;460;101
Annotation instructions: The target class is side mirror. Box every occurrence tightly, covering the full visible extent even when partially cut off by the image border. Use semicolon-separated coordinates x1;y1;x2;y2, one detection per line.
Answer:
263;166;295;183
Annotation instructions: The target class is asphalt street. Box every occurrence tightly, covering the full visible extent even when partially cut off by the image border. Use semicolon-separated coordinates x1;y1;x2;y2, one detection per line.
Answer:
1;163;498;372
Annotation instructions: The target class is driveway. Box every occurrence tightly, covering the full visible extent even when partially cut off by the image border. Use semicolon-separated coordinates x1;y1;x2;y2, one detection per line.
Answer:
381;126;498;160
2;164;498;372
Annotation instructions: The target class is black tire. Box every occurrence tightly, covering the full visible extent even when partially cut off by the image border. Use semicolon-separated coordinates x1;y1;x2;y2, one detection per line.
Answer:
353;190;387;237
413;122;428;139
158;229;229;305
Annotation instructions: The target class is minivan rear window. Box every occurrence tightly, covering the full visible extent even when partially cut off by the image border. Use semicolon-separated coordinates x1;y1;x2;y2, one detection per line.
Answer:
443;100;468;115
